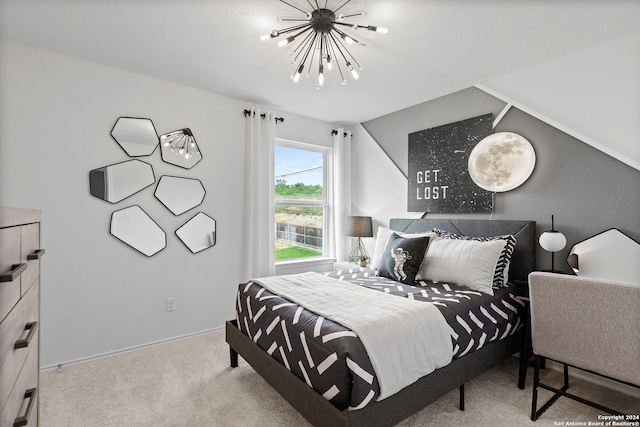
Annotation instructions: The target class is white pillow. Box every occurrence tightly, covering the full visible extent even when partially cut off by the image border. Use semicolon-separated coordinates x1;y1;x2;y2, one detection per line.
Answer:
419;238;507;295
370;226;437;269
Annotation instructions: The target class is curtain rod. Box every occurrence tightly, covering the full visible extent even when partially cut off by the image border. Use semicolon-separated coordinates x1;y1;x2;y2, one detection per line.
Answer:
243;109;284;123
332;129;347;137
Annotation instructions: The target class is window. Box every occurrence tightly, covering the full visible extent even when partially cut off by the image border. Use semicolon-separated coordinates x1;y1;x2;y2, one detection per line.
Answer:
274;140;329;262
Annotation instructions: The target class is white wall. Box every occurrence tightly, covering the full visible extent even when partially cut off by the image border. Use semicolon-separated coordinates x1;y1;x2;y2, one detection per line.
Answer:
481;32;640;171
0;40;335;367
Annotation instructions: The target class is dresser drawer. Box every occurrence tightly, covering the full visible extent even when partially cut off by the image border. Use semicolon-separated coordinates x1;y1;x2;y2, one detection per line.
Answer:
20;223;40;297
0;227;22;322
0;281;39;413
0;335;38;427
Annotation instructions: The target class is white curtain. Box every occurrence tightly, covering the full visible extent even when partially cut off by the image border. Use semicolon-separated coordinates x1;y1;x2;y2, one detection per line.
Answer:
243;107;276;280
331;128;352;261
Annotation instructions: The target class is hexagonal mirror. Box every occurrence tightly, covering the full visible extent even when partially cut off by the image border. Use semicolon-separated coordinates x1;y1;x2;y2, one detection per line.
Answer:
89;160;155;203
568;228;640;284
175;212;216;254
110;205;166;257
111;117;159;157
154;176;205;216
160;128;203;169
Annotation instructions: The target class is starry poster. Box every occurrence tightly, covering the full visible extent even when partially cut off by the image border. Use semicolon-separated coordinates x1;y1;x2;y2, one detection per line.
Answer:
407;114;493;213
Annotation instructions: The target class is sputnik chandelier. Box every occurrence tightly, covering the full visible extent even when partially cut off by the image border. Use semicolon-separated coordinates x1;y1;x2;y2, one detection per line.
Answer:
261;0;388;88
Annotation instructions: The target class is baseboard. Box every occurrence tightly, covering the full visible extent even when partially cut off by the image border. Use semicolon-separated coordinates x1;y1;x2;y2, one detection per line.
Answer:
40;327;222;372
545;359;640;399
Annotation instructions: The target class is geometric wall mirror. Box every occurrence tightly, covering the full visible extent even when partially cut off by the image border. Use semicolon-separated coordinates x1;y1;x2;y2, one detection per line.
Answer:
111;117;159;157
160;128;203;169
175;212;216;254
468;132;536;193
110;205;166;257
89;160;155;204
154;176;206;216
567;228;640;284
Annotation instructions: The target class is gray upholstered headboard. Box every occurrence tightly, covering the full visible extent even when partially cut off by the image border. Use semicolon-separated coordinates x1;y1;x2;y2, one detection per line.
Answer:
389;218;536;284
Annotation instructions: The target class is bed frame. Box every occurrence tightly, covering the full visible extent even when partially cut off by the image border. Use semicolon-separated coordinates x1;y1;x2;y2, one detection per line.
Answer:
226;218;536;426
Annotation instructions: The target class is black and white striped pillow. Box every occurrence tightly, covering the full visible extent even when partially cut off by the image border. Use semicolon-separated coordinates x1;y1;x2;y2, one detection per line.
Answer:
432;229;517;287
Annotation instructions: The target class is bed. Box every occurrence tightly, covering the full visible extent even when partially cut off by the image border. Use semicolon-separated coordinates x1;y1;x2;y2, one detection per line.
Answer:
226;218;536;426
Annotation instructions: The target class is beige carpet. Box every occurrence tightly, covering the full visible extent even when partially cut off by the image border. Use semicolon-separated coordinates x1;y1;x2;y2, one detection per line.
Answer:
40;329;639;427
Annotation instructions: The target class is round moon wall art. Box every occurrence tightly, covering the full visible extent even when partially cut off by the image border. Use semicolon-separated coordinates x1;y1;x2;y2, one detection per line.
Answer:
467;132;536;192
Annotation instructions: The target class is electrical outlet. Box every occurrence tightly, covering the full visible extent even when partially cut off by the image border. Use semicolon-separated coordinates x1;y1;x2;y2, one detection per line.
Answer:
166;297;176;312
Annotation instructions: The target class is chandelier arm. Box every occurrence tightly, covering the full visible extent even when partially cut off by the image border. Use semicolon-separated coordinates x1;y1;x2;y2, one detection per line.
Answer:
274;22;312;36
333;26;363;45
290;31;316;75
328;31;353;64
291;30;316;61
300;32;318;68
305;34;321;77
305;0;317;10
330;30;361;68
278;18;312;22
340;12;365;19
334;0;353;13
279;0;308;14
331;44;347;83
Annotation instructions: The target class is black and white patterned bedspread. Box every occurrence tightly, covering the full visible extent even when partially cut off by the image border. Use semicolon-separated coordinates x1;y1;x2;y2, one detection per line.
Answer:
235;268;524;411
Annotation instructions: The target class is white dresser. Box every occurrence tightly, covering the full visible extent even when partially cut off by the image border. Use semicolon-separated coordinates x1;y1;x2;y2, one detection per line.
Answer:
1;207;43;427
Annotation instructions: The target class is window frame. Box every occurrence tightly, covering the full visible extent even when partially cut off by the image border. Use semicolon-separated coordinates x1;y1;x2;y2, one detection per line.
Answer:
274;138;332;265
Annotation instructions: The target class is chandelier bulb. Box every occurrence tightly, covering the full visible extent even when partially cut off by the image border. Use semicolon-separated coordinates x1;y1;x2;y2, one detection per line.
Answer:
341;79;347;85
337;13;344;21
318;65;324;86
293;64;304;83
278;36;295;47
341;33;354;45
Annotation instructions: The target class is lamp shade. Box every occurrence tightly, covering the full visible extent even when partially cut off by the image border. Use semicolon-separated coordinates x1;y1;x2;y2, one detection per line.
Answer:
539;230;567;252
345;216;373;238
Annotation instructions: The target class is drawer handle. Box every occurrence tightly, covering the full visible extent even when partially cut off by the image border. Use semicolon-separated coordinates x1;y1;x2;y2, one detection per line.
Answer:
15;322;38;349
27;249;46;260
0;263;27;282
13;388;37;427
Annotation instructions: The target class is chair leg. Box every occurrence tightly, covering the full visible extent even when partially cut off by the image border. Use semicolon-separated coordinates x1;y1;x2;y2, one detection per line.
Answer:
459;384;465;411
531;355;540;421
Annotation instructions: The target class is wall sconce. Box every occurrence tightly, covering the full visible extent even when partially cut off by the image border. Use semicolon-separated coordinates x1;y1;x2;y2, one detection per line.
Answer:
345;216;373;263
538;215;566;273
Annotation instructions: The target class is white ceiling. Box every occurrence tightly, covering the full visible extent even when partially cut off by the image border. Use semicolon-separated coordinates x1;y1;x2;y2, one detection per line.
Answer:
1;0;639;125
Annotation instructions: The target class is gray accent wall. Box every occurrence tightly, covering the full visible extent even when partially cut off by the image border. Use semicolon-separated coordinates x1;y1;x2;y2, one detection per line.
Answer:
360;87;640;273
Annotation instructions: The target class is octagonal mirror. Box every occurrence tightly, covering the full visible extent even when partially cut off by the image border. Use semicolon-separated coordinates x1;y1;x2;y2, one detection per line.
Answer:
568;228;640;284
154;176;205;216
111;117;159;157
160;128;203;169
110;206;166;257
90;160;155;203
176;212;216;254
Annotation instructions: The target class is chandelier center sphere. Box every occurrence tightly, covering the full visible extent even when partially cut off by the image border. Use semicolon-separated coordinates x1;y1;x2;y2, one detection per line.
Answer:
310;9;335;34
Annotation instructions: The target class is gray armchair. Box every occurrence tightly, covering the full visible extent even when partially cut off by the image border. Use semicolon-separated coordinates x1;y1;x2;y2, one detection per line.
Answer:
528;272;640;420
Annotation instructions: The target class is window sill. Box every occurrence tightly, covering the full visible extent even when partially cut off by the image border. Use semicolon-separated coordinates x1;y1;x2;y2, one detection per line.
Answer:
275;257;337;275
